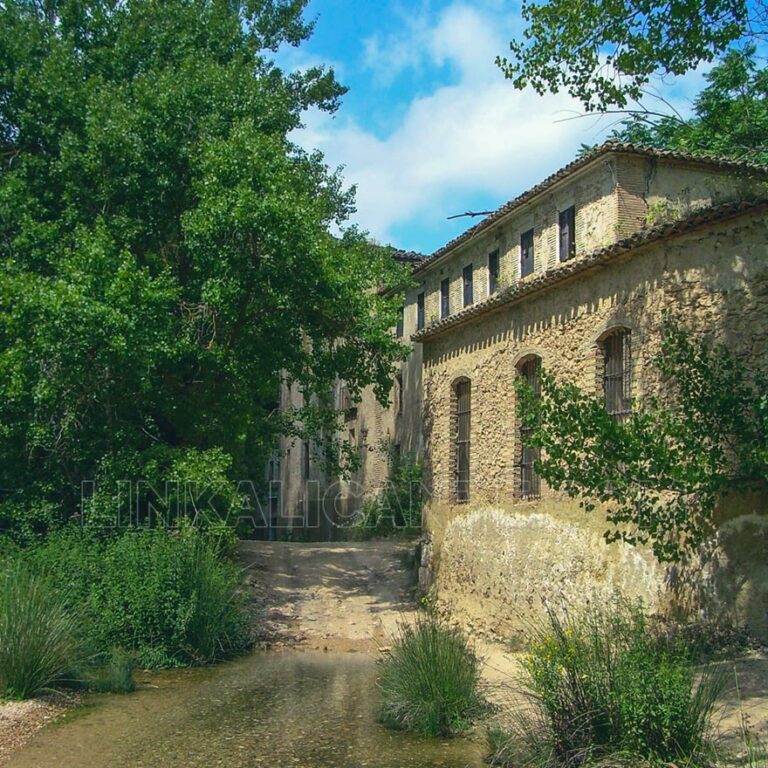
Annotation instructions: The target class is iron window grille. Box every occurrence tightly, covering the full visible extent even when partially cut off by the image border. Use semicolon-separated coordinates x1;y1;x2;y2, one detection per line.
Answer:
454;379;471;502
518;356;541;499
603;330;632;423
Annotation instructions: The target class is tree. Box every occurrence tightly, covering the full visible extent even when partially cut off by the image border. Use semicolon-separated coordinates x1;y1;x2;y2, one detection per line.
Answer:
610;46;768;164
516;320;768;561
497;0;765;112
0;0;409;541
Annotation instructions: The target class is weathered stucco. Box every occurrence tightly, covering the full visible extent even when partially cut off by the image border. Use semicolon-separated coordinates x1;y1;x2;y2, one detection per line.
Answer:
277;145;768;639
419;209;768;636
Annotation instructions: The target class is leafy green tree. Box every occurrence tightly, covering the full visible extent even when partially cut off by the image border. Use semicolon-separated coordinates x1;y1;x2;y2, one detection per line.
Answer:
610;46;768;164
0;0;408;542
498;0;764;111
516;321;768;561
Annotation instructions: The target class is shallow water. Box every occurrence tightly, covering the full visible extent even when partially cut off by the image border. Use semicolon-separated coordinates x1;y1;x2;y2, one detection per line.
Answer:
9;651;485;768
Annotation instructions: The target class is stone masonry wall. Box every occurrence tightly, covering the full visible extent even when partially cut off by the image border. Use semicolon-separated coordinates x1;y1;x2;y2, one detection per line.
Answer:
421;211;768;637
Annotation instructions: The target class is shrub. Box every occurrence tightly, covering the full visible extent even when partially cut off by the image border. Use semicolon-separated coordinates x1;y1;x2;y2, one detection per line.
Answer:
0;560;84;699
378;615;485;736
79;648;136;694
349;445;422;539
489;599;725;767
27;526;249;668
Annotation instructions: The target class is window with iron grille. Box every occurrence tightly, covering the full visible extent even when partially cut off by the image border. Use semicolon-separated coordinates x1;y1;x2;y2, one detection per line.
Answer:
462;265;473;307
396;306;404;337
440;278;450;318
518;356;541;499
559;206;576;261
416;292;425;330
488;249;500;294
603;329;632;422
520;228;535;277
454;379;471;502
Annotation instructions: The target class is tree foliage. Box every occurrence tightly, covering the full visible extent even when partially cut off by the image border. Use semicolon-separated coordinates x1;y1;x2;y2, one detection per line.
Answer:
516;321;768;561
0;0;408;541
498;0;762;111
610;46;768;164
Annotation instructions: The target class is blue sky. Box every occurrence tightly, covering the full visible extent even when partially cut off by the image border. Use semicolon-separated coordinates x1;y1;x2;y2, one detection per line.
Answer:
276;1;707;255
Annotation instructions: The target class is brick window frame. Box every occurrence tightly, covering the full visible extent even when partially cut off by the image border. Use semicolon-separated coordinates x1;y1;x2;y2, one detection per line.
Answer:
595;327;633;423
514;355;542;500
450;377;471;503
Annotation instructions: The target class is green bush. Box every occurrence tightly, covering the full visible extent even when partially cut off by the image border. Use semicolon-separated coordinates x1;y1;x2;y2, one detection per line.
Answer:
27;526;249;668
78;648;136;694
378;615;485;736
489;600;724;767
0;560;84;699
350;445;422;539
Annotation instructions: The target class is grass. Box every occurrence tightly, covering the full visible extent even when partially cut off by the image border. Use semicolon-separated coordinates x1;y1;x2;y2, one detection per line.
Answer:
0;560;84;699
377;614;485;736
488;599;726;768
27;526;250;668
78;649;136;694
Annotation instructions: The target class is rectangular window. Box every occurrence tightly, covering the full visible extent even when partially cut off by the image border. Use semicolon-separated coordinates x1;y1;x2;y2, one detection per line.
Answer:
455;380;471;502
520;229;534;277
559;206;576;262
488;249;500;294
603;330;632;422
416;292;425;330
396;306;404;338
518;357;542;500
462;264;473;307
440;278;450;318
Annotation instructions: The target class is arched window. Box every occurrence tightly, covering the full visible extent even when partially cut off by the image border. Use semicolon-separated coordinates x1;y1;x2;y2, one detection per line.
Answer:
453;378;471;502
517;355;541;499
601;329;632;422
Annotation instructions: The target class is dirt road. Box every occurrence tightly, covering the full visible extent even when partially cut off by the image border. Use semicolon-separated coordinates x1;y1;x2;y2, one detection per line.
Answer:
240;540;421;652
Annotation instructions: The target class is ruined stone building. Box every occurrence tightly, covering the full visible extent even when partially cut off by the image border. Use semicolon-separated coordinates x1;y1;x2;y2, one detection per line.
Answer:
278;142;768;637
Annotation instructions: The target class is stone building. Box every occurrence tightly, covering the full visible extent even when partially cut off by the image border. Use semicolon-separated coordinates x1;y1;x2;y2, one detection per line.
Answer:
272;249;426;539
278;142;768;638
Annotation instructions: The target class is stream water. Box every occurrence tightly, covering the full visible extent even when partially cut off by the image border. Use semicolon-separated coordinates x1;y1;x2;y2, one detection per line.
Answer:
9;650;486;767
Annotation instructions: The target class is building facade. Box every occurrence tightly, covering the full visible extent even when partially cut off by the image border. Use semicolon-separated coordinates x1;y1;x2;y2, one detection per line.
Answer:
278;143;768;638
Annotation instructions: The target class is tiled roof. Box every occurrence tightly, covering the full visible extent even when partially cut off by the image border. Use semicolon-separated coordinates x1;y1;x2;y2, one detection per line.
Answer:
412;198;768;342
414;142;768;275
392;248;427;265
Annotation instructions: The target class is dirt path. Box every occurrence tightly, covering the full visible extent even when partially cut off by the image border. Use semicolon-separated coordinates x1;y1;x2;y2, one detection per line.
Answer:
240;540;422;652
239;539;768;752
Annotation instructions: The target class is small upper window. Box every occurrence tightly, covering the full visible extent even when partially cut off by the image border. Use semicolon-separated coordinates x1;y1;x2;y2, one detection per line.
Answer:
559;206;576;262
488;249;500;294
396;306;404;338
462;264;473;307
520;229;535;277
440;278;450;319
602;329;632;422
416;292;425;330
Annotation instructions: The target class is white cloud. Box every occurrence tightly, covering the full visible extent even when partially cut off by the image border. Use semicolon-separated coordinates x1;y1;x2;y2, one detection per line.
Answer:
292;2;708;252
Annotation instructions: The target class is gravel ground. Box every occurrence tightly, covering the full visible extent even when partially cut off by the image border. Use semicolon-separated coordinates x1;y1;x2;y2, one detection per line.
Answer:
0;693;81;766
